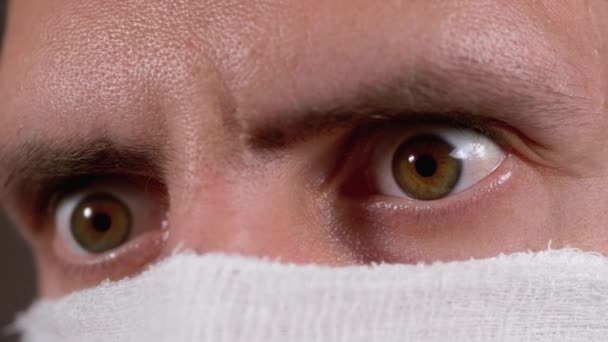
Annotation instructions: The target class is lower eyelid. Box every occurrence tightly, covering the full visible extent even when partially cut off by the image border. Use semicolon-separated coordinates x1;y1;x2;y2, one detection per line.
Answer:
43;229;166;297
29;176;170;296
332;155;522;264
338;123;508;198
353;154;518;220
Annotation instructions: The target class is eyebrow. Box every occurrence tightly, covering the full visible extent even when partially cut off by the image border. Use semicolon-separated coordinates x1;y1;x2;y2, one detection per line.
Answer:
1;139;165;197
0;48;594;199
246;62;595;150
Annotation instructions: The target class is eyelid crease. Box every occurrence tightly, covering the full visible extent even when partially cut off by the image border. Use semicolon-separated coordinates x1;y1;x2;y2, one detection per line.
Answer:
2;138;166;192
3;138;165;192
382;114;566;176
21;174;165;238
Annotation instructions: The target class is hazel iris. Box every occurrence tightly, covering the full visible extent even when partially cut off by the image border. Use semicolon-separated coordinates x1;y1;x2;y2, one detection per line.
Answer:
392;134;462;200
70;193;132;253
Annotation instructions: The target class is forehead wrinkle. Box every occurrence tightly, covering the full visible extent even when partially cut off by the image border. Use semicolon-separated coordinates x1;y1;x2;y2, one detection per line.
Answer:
227;0;597;128
441;3;589;99
519;0;608;102
0;0;240;180
583;1;608;117
2;2;604;176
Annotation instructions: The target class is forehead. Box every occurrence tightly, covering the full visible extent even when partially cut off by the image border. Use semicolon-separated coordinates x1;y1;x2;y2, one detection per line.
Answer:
0;0;606;145
5;1;600;82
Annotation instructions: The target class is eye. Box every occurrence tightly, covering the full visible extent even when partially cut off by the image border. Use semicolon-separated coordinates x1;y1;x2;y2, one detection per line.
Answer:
372;125;505;200
57;193;131;254
54;180;167;257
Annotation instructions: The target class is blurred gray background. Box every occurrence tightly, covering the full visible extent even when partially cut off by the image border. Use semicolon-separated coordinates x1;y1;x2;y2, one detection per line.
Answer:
0;215;35;342
1;1;37;341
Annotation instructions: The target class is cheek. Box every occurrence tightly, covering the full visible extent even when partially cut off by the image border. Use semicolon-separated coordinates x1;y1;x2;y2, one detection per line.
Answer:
340;158;554;264
34;246;65;298
546;177;608;252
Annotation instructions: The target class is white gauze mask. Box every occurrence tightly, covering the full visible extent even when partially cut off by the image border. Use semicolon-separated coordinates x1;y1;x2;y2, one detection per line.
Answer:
12;249;608;341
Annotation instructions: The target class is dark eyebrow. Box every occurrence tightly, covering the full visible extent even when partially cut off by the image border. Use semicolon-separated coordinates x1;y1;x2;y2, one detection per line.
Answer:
246;63;595;150
1;138;165;197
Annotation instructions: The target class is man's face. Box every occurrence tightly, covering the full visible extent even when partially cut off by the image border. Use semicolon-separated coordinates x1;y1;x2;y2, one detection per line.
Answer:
1;0;607;297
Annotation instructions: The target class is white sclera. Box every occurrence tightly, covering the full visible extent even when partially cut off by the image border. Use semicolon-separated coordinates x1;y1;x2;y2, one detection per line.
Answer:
373;126;506;199
54;183;158;255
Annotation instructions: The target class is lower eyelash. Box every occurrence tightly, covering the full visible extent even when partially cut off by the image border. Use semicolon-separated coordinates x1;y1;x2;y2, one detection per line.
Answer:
351;154;516;224
43;229;166;294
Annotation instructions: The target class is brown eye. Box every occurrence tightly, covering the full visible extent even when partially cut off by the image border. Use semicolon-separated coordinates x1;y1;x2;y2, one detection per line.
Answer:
392;134;462;200
54;181;166;257
373;126;505;201
70;193;132;253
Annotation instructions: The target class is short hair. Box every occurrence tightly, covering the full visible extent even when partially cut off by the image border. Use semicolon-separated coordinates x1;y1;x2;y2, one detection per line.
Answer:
0;0;6;51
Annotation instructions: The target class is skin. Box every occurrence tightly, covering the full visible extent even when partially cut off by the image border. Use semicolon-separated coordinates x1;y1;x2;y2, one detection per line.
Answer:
1;0;608;297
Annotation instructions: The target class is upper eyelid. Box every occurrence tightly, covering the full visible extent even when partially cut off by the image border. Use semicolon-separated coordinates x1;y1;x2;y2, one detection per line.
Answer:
370;125;506;199
363;114;552;170
2;139;165;197
348;113;510;152
329;115;518;188
1;139;165;213
11;173;166;237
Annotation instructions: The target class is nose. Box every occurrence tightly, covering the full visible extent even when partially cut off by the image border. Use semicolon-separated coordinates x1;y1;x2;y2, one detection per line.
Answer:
154;70;352;266
163;156;352;265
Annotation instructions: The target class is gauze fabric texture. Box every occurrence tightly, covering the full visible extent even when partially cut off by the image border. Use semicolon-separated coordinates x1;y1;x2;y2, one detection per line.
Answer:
13;249;608;342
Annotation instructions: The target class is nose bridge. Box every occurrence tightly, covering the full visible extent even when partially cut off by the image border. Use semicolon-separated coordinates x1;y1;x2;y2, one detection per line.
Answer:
163;160;348;264
155;65;350;264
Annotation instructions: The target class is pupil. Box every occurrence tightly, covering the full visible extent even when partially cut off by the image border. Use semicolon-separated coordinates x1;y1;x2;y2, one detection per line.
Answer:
91;212;112;232
415;155;437;177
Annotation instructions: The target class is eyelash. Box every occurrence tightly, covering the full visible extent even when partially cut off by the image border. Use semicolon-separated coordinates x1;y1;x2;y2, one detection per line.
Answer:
46;230;165;280
31;174;168;285
24;112;520;287
318;115;525;263
31;114;509;213
327;113;512;180
335;119;520;220
30;117;511;222
36;173;163;217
